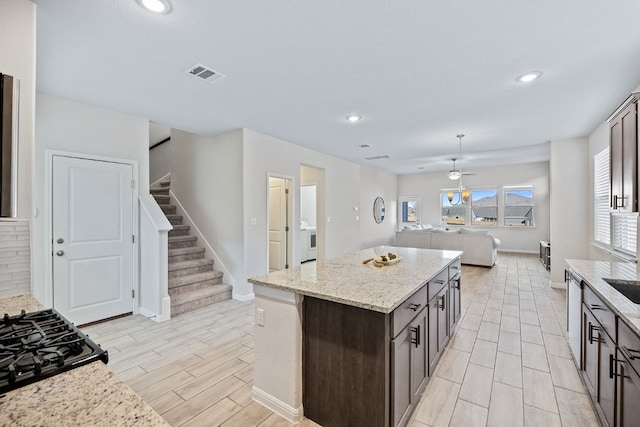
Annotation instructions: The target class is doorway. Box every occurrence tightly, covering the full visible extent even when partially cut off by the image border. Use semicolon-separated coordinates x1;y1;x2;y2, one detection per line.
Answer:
51;155;136;325
268;176;291;272
300;164;325;262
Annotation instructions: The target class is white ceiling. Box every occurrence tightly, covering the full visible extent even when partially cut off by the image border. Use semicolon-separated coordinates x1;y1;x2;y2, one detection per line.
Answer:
32;0;640;175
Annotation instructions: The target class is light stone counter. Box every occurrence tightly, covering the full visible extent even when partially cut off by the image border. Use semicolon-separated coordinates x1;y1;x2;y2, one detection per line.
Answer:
566;259;640;335
0;293;169;427
249;246;463;313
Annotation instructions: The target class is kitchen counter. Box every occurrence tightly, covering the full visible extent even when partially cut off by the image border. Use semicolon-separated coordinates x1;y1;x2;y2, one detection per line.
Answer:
249;246;463;313
565;259;640;335
0;293;169;427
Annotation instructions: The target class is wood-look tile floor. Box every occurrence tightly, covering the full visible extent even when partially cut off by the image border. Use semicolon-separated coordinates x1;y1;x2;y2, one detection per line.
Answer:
82;253;598;426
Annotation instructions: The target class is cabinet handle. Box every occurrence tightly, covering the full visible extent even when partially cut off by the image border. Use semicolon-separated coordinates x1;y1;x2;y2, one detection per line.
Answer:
433;280;445;285
409;303;422;312
454;279;460;290
621;346;640;361
588;322;602;344
438;295;446;311
613;195;617;209
450;266;459;270
410;325;420;348
588;304;602;311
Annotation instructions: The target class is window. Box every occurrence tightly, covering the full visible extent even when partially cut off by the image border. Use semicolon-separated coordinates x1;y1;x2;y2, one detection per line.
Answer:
471;189;497;226
611;213;638;256
441;192;466;225
594;148;610;245
504;187;534;226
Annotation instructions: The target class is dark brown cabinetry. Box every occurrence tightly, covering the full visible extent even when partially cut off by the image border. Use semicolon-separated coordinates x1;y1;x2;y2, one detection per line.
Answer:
609;98;638;212
303;258;462;427
578;281;640;427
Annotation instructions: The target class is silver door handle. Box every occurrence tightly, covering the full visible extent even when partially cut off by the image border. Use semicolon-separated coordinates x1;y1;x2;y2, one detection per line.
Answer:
56;250;64;256
56;238;64;244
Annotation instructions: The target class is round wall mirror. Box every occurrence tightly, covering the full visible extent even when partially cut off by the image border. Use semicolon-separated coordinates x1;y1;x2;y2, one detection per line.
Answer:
373;197;385;223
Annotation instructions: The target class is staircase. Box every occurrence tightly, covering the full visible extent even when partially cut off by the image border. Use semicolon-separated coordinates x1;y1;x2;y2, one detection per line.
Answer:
151;181;232;316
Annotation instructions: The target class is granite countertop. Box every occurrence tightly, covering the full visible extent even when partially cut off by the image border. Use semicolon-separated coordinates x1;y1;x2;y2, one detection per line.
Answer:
566;259;640;336
0;293;169;427
249;246;463;313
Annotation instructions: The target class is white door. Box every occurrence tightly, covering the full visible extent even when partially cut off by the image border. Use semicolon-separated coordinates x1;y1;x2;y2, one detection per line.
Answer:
268;177;288;272
52;156;134;325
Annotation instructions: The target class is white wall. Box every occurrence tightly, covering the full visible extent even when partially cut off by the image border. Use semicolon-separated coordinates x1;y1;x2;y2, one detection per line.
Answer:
34;93;149;305
0;0;35;218
170;129;244;291
550;138;589;285
242;129;398;298
149;122;171;184
359;164;398;249
398;161;550;253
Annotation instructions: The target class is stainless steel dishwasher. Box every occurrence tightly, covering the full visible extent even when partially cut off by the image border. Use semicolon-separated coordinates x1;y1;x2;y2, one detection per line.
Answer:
566;269;582;369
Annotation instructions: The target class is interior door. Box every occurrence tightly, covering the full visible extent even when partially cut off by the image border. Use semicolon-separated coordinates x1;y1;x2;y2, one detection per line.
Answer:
268;177;288;271
52;155;134;325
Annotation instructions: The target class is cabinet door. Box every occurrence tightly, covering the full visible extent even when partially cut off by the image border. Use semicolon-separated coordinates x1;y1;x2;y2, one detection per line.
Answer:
392;325;412;427
610;101;638;212
598;330;616;427
449;278;461;331
583;307;598;398
438;286;449;350
411;309;428;402
621;103;637;212
617;351;640;427
428;297;440;375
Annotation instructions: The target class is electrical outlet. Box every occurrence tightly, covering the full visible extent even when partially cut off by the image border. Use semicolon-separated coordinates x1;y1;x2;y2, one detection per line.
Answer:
257;308;265;326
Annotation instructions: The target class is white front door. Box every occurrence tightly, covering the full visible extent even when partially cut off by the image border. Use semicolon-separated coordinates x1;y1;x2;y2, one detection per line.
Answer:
52;155;134;325
268;177;288;272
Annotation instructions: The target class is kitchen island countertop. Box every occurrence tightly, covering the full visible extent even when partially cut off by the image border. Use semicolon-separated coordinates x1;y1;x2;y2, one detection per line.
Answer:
249;246;463;313
0;293;169;427
566;259;640;336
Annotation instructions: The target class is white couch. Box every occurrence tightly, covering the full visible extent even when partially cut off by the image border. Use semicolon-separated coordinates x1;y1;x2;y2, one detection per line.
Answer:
395;229;500;267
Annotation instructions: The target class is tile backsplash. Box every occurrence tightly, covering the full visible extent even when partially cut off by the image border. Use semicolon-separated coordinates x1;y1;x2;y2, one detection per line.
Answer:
0;220;30;297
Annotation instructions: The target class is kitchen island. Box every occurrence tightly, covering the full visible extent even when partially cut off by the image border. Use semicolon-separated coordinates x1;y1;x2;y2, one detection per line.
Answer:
0;293;168;427
249;247;463;427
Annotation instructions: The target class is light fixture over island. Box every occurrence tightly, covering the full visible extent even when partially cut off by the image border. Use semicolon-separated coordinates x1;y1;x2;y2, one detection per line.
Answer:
248;246;463;427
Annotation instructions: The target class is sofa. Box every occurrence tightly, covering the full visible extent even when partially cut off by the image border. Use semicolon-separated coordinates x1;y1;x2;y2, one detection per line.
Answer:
395;228;500;267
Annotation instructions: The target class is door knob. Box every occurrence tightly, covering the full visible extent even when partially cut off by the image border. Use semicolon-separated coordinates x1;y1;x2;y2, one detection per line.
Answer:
56;238;64;244
56;250;64;256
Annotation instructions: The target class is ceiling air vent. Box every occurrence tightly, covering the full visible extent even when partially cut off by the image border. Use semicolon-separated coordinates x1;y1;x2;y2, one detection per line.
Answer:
364;154;392;161
185;63;226;84
358;144;372;148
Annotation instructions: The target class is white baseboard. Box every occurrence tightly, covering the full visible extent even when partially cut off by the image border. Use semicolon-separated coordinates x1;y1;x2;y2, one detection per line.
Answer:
550;281;566;290
251;386;304;423
139;296;171;322
150;172;171;188
233;292;255;301
169;190;235;287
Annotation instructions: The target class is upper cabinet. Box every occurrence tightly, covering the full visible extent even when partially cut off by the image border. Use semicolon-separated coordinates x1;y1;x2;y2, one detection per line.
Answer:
608;96;638;212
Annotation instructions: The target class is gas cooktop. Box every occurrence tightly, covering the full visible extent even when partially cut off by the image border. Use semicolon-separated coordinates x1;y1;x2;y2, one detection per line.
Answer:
0;308;108;394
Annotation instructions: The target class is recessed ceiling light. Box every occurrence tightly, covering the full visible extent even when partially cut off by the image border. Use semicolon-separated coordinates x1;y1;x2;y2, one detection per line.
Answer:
516;71;542;83
137;0;171;14
346;115;362;123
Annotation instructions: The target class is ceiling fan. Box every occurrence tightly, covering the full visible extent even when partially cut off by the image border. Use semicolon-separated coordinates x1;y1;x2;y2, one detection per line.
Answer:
448;134;474;180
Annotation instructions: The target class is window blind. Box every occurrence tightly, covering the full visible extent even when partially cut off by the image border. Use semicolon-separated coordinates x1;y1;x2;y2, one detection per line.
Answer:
611;213;637;256
593;148;610;245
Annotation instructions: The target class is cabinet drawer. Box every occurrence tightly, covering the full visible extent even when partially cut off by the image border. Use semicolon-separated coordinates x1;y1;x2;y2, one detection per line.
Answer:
583;285;615;339
427;269;449;301
449;259;461;280
391;286;428;338
619;319;640;375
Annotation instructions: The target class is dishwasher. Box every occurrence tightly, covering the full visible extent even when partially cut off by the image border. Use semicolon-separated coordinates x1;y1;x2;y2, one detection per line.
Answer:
566;269;582;369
